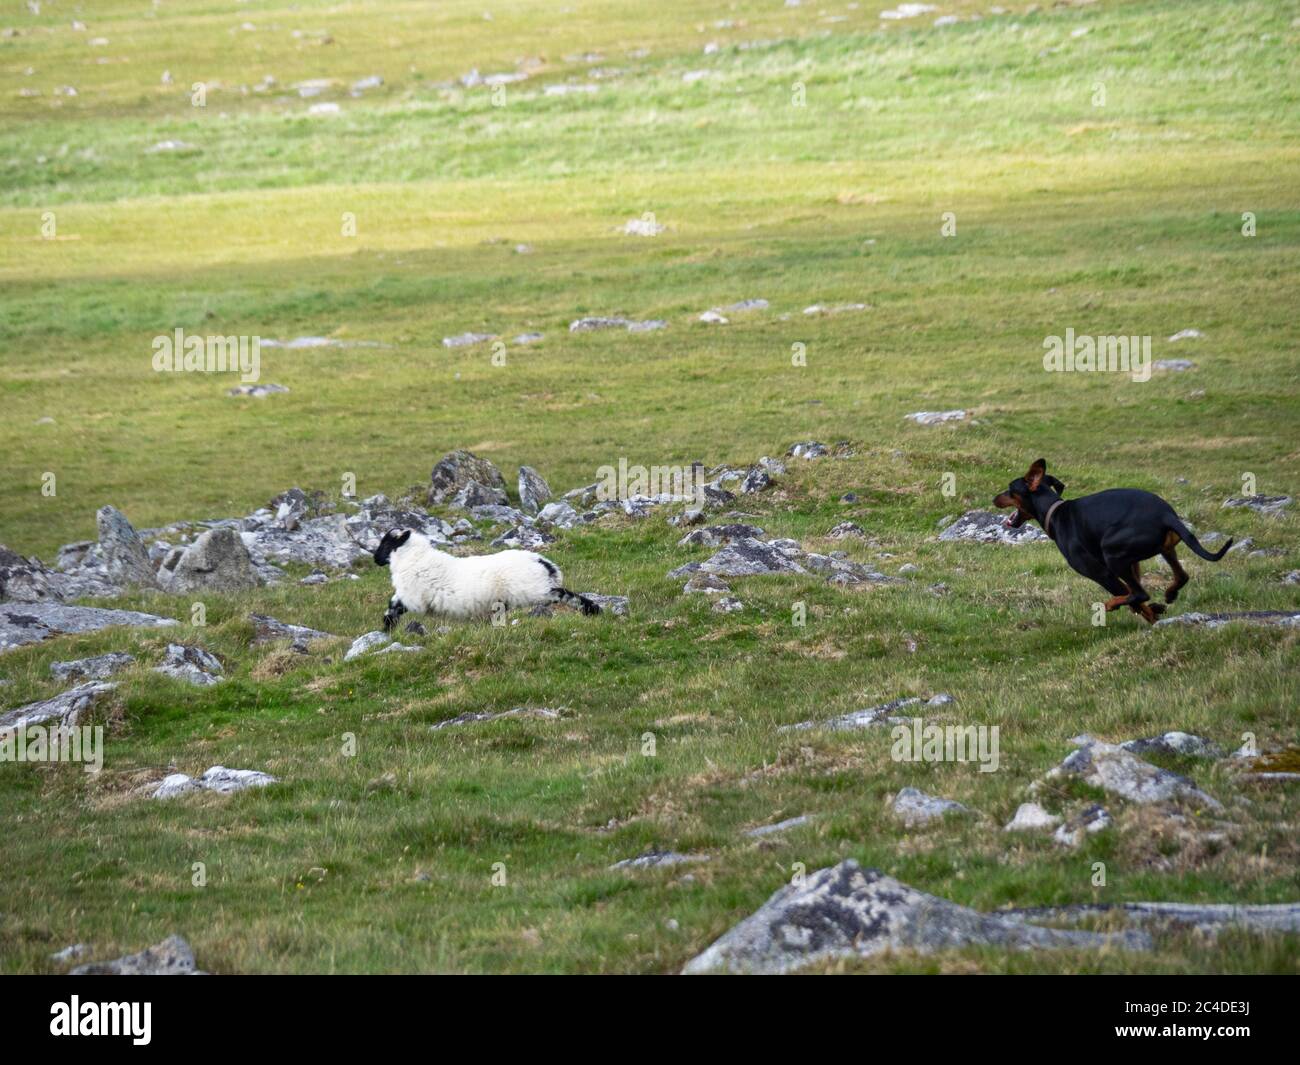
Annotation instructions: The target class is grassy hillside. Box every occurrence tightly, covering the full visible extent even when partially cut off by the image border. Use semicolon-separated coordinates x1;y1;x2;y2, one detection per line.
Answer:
0;0;1297;973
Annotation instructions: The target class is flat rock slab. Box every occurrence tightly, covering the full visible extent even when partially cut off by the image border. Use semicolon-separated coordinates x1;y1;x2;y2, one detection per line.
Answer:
1041;738;1221;810
50;652;135;683
1221;494;1292;516
1121;732;1224;758
0;602;178;653
248;613;336;646
677;523;765;548
1154;611;1300;630
611;850;710;870
682;860;1148;974
780;696;920;733
0;681;116;731
431;706;562;731
152;765;278;799
1003;902;1300;937
70;934;204;975
938;510;1048;545
746;815;814;838
904;409;966;425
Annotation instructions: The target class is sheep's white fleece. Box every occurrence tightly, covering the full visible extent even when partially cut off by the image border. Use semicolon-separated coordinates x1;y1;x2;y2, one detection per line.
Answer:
388;532;563;620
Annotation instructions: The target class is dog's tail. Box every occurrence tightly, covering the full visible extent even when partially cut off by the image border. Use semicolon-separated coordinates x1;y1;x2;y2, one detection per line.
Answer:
1168;516;1233;561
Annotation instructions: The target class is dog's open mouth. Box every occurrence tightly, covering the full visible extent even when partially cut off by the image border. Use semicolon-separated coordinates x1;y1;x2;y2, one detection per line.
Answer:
1003;512;1027;529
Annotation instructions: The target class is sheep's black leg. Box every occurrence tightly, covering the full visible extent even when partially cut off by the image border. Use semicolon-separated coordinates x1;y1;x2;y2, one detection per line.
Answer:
383;596;408;632
551;587;601;615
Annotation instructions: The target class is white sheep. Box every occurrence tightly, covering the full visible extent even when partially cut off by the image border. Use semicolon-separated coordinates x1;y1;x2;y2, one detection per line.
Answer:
373;529;601;630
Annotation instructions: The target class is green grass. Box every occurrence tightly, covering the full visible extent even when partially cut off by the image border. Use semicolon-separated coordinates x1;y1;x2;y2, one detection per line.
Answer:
1;0;1298;974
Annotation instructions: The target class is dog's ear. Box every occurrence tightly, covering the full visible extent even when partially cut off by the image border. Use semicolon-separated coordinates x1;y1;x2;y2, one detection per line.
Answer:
1044;475;1066;495
1025;458;1047;491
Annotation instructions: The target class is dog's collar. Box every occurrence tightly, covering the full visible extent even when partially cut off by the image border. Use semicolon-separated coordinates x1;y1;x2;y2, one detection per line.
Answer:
1043;499;1066;538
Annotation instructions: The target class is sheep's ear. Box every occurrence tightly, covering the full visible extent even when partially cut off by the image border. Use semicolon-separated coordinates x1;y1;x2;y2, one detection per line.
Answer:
395;529;412;547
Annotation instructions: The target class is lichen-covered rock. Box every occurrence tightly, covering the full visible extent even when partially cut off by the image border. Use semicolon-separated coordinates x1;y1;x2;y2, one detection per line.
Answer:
517;466;552;514
537;501;582;528
1121;732;1224;759
248;614;335;646
938;510;1048;545
70;934;204;975
152;765;278;799
892;787;970;827
684;572;731;595
165;527;263;593
786;441;828;460
682;861;1147;974
50;652;135;683
428;450;507;505
491;525;555;550
153;644;223;686
452;480;510;509
1221;494;1292;516
0;681;116;731
779;696;920;733
1042;737;1221;810
0;545;61;602
678;524;765;548
431;706;562;730
579;593;629;616
700;537;806;577
1054;803;1112;847
94;505;159;588
0;602;178;653
1154;610;1300;630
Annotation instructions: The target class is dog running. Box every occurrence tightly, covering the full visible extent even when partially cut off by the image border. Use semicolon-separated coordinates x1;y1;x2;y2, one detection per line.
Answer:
993;458;1232;623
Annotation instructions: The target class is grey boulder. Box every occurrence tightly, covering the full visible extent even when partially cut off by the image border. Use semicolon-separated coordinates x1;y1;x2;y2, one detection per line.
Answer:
153;644;223;686
165;527;263;593
892;787;971;827
1041;737;1221;810
700;538;806;577
428;450;507;505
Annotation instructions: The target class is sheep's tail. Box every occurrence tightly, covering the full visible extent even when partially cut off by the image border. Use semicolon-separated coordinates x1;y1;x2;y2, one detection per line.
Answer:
553;587;601;615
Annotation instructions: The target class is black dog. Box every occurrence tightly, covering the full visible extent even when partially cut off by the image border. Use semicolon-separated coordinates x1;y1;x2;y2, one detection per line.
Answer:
993;459;1232;624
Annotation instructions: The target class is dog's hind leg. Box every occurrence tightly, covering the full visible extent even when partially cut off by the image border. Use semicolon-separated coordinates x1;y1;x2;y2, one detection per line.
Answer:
1161;533;1189;604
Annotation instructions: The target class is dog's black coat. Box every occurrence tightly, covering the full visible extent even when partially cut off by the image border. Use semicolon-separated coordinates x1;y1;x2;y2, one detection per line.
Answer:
994;459;1232;623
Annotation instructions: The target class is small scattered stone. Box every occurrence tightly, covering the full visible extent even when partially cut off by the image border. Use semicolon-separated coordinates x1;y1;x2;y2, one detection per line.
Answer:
1004;802;1061;833
892;787;970;827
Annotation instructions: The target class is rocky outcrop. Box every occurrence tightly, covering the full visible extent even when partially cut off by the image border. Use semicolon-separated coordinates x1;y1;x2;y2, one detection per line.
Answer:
0;545;61;602
682;861;1147;974
517;466;552;514
428;450;507;506
700;538;807;577
1221;494;1292;516
94;505;159;589
1154;611;1300;630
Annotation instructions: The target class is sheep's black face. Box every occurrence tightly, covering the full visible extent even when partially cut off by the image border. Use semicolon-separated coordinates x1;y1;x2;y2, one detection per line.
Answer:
373;528;412;567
